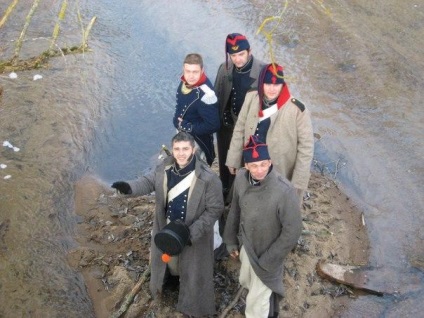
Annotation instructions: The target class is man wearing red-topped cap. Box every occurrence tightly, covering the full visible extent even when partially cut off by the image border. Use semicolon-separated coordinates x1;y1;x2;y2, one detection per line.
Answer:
224;135;302;318
173;53;220;166
226;63;314;204
214;33;265;202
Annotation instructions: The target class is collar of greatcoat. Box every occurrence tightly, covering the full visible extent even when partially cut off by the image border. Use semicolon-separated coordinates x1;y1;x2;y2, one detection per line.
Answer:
259;83;290;118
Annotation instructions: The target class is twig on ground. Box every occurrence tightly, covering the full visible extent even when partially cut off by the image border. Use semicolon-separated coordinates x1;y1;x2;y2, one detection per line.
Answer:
219;286;245;318
111;266;151;318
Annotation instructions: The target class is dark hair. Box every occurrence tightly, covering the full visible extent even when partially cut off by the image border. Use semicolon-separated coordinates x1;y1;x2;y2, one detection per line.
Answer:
172;131;195;148
183;53;203;68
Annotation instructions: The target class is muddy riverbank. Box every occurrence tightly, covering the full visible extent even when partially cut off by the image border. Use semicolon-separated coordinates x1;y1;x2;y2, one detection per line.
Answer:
69;166;369;318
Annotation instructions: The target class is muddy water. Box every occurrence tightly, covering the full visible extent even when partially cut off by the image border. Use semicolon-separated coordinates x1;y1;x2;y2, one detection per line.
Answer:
0;2;114;316
0;0;423;317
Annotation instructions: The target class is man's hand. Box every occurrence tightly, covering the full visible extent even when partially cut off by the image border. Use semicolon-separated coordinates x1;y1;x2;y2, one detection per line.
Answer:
230;250;239;259
177;117;183;130
228;166;237;175
111;181;132;195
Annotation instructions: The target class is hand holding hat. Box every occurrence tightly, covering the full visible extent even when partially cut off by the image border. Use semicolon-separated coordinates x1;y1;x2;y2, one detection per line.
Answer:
111;181;132;195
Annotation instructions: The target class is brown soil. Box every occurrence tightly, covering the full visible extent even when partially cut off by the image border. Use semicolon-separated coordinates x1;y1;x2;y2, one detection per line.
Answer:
68;166;369;318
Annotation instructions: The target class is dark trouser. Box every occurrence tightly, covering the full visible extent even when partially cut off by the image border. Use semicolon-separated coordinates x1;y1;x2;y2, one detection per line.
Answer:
216;125;235;198
216;125;236;238
193;133;215;166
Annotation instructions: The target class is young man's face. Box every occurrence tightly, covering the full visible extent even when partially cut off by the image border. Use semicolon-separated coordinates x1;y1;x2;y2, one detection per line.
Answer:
183;63;203;86
172;140;195;168
245;159;272;181
229;50;251;68
263;83;283;101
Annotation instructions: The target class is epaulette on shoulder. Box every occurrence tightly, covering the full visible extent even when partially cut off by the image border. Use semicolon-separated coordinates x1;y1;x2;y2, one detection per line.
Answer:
291;98;305;112
200;84;218;104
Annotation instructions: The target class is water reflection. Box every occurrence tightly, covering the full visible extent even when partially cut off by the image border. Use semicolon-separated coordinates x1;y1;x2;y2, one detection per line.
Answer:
0;2;114;313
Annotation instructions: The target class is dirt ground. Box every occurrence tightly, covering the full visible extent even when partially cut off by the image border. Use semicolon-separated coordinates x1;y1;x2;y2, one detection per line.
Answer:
68;163;369;318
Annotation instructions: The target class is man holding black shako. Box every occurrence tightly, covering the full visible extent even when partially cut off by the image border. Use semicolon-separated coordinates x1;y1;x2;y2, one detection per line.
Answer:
112;132;224;317
223;135;302;318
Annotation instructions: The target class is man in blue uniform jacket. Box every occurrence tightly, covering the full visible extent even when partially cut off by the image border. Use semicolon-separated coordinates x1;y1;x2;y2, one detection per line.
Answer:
173;53;220;166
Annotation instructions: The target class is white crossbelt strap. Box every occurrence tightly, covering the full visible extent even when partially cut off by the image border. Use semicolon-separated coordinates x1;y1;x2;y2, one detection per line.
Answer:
259;104;278;122
167;171;195;202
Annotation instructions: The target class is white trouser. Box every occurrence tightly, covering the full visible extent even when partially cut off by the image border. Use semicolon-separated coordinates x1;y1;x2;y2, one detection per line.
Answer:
213;220;223;250
239;246;272;318
167;254;179;276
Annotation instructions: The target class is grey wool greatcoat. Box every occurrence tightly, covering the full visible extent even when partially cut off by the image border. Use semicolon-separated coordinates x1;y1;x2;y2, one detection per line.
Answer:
223;167;302;297
226;90;314;190
127;155;224;317
214;57;265;121
214;57;265;190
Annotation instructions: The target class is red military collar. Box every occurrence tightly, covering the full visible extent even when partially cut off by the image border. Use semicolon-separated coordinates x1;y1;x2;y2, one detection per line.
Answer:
259;83;290;117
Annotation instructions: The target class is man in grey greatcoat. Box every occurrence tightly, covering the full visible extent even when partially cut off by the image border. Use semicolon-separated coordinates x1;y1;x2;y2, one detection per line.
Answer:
224;135;302;318
112;132;224;317
214;33;265;202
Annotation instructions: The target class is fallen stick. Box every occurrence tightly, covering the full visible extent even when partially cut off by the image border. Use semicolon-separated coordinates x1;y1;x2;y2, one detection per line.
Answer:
316;261;384;296
219;286;245;318
111;266;151;318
